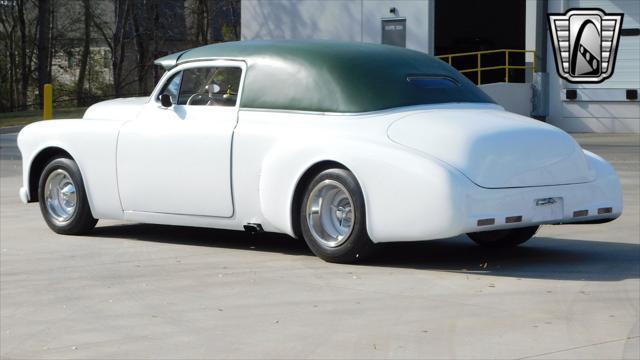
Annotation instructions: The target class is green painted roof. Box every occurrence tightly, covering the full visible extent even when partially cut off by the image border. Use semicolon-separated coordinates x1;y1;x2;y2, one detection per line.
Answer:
154;40;495;113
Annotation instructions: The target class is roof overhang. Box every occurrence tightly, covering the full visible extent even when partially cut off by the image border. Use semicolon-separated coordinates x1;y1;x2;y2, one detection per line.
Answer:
154;50;188;70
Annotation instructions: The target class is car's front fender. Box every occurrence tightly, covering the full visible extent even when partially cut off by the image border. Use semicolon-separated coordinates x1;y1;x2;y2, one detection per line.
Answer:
17;119;124;220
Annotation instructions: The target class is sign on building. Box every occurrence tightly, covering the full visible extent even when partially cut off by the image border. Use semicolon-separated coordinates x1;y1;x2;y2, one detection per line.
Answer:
382;18;406;47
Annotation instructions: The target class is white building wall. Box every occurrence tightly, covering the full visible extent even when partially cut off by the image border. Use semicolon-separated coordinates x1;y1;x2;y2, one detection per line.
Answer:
547;0;640;132
480;83;533;117
241;0;362;42
241;0;434;54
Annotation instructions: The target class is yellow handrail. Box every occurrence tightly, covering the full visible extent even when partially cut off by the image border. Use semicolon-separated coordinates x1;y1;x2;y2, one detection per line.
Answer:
437;49;536;85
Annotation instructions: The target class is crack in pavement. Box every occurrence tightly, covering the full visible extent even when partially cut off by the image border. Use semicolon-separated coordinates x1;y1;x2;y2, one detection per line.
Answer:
517;335;640;359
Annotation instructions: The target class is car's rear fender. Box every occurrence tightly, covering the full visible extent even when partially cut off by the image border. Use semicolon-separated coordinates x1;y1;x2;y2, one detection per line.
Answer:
257;137;470;242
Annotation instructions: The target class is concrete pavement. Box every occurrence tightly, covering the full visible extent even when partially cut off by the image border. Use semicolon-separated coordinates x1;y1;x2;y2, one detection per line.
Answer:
1;132;639;359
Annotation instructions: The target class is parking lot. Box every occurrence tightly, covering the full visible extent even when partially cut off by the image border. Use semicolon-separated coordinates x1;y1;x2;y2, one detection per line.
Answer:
1;131;638;359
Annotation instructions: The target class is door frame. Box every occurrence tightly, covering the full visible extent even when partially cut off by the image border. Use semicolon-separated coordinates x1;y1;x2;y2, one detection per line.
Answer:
117;59;249;218
149;59;248;112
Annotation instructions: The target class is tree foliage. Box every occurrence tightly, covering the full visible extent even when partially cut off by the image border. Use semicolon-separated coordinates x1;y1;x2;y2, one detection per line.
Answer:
0;0;240;112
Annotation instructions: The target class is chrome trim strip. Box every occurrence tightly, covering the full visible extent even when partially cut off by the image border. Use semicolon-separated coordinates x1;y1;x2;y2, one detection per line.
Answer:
238;102;503;117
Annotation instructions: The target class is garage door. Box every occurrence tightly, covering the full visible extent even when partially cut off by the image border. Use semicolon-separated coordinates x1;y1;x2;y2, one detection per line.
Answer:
560;0;640;132
567;0;639;89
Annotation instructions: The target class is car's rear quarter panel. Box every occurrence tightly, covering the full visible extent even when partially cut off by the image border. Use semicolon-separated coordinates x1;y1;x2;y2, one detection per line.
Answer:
234;109;470;242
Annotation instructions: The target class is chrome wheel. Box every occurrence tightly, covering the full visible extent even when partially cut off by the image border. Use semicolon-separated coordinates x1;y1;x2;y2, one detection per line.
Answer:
305;180;355;248
44;169;77;225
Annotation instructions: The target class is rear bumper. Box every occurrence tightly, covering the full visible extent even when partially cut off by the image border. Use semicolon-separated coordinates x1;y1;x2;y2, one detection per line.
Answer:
462;174;622;234
366;149;622;243
459;148;622;235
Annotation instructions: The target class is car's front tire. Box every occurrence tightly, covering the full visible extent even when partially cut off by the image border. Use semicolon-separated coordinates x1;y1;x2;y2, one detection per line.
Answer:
467;226;539;248
38;157;97;235
300;168;375;263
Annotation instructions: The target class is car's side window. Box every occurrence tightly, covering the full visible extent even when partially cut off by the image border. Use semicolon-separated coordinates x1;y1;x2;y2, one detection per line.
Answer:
157;71;182;104
178;66;242;107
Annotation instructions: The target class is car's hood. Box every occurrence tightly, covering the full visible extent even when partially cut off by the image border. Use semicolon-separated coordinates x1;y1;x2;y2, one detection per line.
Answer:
387;108;594;188
83;97;149;121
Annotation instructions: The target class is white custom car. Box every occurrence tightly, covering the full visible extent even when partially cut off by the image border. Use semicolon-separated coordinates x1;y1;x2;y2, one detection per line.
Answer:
18;40;622;263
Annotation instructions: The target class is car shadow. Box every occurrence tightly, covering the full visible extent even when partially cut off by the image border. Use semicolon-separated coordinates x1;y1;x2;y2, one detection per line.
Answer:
91;223;311;255
90;223;640;282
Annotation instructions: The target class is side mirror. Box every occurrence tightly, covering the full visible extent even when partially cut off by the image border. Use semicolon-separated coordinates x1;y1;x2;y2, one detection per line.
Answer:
160;93;173;108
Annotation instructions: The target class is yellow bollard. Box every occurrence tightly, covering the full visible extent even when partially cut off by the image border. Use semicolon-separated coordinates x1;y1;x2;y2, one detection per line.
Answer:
43;83;53;120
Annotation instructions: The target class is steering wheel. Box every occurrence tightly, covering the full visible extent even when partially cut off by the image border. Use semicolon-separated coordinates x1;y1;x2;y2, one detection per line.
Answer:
187;93;212;105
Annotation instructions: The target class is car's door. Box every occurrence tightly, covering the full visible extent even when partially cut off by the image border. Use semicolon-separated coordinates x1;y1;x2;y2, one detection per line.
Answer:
116;60;245;217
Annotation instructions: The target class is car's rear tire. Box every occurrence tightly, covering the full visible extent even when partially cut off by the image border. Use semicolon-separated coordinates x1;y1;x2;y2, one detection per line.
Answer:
299;168;375;263
467;226;539;248
38;157;97;235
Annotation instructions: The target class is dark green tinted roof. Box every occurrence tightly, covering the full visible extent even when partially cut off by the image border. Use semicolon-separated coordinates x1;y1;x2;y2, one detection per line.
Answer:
154;40;494;113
